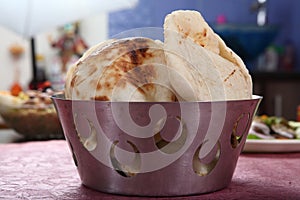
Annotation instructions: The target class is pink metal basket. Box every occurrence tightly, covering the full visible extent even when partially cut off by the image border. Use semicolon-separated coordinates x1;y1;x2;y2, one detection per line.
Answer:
52;94;261;196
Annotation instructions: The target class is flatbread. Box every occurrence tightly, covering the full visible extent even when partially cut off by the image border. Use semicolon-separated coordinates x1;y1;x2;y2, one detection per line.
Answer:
65;37;176;102
164;10;252;101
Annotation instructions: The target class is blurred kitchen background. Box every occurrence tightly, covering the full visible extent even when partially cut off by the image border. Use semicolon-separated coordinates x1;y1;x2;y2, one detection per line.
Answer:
0;0;299;120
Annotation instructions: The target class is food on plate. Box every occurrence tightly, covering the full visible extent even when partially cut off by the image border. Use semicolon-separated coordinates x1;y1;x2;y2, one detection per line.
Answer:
65;10;252;102
0;91;24;112
0;90;63;139
0;90;54;112
248;115;300;140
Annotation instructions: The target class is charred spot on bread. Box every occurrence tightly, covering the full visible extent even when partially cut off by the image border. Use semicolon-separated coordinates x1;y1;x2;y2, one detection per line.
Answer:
94;95;110;101
101;39;159;91
224;69;237;82
124;64;157;87
70;75;77;88
96;82;102;90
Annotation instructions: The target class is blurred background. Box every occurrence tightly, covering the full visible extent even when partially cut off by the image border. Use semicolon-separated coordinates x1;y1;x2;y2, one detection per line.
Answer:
0;0;299;120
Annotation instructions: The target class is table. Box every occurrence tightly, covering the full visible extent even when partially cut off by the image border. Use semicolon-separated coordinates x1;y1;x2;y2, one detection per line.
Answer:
1;140;300;199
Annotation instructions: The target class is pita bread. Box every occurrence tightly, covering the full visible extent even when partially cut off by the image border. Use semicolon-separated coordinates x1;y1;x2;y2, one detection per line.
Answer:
164;10;252;101
65;37;176;102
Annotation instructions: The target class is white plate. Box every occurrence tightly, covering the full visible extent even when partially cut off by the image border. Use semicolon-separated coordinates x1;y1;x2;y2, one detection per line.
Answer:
243;139;300;153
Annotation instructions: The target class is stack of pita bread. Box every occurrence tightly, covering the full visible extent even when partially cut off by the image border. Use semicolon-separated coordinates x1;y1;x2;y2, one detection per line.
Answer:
65;10;252;102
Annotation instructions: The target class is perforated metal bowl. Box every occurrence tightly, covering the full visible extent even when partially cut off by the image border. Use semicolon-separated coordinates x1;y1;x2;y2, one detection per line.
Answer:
52;94;261;196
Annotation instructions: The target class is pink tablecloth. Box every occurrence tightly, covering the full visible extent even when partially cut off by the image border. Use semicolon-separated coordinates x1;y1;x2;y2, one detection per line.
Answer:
0;140;300;200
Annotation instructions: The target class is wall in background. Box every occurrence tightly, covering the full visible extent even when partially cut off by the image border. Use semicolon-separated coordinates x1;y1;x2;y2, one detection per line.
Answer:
0;14;108;91
0;27;32;91
109;0;198;37
109;0;300;71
